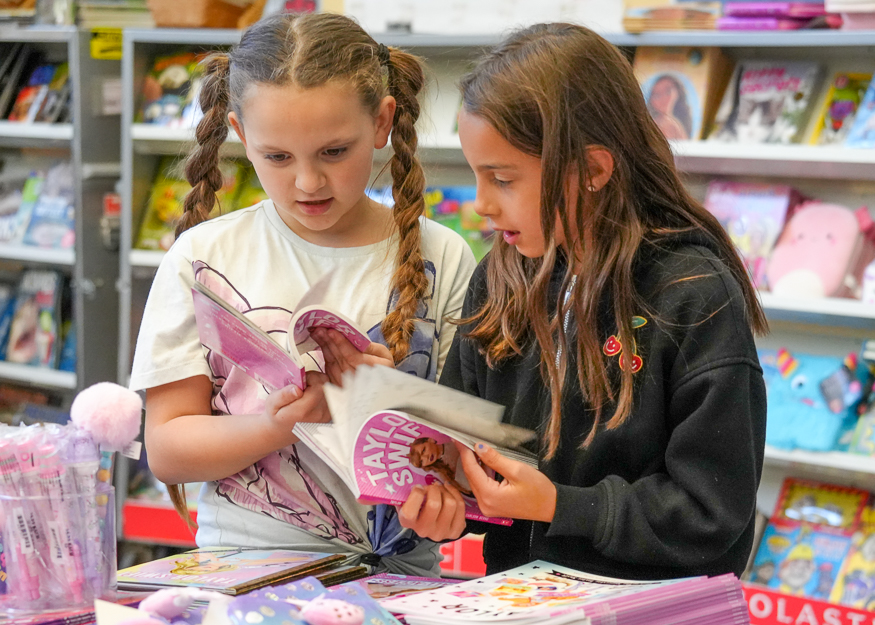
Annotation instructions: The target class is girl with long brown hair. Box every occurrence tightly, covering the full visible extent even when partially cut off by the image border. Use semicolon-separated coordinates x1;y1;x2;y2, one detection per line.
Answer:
399;23;767;580
130;12;475;575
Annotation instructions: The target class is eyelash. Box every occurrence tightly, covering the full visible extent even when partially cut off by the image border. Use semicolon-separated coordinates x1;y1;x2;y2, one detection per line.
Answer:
492;177;511;188
262;146;348;163
324;147;347;158
264;154;288;163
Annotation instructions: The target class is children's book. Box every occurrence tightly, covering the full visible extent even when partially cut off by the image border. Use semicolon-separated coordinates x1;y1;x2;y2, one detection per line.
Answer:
359;573;461;600
623;0;723;32
810;72;872;146
746;518;853;600
829;505;875;609
21;161;75;249
723;2;827;17
5;269;63;368
633;46;734;141
703;180;801;289
230;576;402;625
845;78;875;149
293;364;537;525
7;63;56;123
772;477;869;530
138;51;202;127
708;60;822;144
134;157;244;251
424;186;494;261
379;560;726;624
191;274;370;392
33;62;70;123
116;547;346;595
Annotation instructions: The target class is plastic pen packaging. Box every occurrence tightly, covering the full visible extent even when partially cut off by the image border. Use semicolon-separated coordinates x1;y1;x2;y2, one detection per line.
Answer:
0;422;117;616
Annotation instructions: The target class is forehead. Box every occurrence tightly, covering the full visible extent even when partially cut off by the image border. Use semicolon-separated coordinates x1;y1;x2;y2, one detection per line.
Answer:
238;80;374;142
457;108;539;169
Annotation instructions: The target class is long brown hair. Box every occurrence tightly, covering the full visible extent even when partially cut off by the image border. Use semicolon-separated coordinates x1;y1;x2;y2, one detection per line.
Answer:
169;12;429;525
459;23;768;460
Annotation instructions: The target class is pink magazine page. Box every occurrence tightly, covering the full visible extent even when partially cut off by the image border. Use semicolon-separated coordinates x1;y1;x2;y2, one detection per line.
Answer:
290;306;371;357
351;410;513;526
192;284;306;392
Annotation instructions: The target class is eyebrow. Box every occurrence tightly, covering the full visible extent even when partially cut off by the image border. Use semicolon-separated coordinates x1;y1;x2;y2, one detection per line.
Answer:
476;163;517;172
252;136;359;153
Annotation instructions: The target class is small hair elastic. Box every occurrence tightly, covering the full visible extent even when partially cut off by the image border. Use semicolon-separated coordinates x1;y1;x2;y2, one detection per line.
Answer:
377;43;391;66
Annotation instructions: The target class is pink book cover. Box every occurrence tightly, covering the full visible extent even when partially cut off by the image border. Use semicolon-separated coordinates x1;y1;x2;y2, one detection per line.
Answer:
351;411;513;526
723;2;826;17
717;15;810;29
191;281;369;392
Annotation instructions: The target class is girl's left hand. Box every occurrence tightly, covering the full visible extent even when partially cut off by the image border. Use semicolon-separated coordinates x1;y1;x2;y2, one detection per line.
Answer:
311;328;394;387
458;441;558;523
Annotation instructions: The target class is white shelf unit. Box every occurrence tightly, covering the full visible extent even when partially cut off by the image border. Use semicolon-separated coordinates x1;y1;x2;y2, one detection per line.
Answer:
118;27;875;543
0;25;121;395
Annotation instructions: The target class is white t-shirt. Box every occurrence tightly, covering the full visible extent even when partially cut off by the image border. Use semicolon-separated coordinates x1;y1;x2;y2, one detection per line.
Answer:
130;200;476;575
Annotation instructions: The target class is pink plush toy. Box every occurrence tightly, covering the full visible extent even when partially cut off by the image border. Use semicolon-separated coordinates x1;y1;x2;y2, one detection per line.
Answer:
766;202;875;298
300;596;365;625
70;382;142;450
138;588;231;620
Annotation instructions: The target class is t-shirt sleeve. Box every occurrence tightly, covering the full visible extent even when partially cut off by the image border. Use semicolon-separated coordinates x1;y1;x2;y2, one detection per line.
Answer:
432;229;477;382
128;236;212;391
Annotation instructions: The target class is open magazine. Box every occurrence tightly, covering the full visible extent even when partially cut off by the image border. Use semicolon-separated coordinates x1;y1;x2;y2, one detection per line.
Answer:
293;364;538;526
191;273;370;392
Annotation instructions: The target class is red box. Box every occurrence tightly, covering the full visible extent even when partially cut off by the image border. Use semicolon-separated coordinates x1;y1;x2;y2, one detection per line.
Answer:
742;582;875;624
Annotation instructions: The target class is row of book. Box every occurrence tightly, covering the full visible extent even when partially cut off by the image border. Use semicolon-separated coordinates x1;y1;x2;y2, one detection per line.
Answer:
623;0;838;32
0;268;74;372
109;547;749;625
0;43;72;124
134;157;495;262
633;46;875;147
0;161;75;250
745;477;875;611
138;46;875;150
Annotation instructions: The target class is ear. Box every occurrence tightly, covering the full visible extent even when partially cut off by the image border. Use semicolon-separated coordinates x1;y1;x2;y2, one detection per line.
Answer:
374;95;396;149
585;146;614;192
228;111;248;150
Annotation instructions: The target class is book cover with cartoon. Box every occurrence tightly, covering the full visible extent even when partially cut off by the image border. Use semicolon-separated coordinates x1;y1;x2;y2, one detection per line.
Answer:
709;60;822;144
747;519;853;600
117;547;345;595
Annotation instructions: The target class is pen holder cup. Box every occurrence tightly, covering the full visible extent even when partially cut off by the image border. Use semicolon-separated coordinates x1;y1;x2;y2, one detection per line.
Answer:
0;485;117;615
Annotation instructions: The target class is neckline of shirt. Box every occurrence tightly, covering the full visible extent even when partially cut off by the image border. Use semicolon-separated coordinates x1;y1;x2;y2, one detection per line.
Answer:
263;199;396;258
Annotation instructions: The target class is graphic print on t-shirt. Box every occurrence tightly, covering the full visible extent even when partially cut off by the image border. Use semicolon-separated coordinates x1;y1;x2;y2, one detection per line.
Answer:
192;259;438;547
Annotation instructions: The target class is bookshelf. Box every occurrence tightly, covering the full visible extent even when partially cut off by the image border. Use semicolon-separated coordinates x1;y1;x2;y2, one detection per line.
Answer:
0;25;121;395
117;26;875;549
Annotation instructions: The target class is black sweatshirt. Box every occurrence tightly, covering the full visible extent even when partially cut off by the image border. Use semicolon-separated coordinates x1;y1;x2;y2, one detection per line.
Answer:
439;233;766;580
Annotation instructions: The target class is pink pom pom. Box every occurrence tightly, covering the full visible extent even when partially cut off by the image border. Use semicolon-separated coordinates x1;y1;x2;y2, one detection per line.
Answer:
70;382;142;450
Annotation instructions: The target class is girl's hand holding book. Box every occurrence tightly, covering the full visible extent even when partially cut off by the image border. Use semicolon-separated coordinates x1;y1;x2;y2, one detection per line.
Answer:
460;442;558;523
397;482;468;542
311;328;394;387
262;371;331;445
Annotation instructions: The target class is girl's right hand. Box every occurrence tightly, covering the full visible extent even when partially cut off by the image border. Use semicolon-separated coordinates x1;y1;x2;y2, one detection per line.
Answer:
261;371;331;444
397;483;467;542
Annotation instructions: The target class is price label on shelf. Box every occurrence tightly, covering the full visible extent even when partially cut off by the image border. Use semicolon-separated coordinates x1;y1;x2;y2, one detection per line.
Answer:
90;28;122;61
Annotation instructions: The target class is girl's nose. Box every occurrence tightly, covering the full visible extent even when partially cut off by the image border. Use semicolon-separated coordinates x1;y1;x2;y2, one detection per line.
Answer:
295;165;325;194
472;189;493;218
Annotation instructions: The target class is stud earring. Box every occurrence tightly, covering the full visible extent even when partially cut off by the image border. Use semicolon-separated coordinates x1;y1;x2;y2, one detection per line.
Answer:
587;184;596;191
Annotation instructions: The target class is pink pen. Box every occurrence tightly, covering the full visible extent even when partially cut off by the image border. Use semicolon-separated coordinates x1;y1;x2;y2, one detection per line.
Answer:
35;443;86;605
0;437;42;602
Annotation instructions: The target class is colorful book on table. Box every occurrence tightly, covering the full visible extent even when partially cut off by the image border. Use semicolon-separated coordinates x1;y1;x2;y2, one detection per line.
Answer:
191;272;370;392
116;547;346;595
379;560;745;625
293;364;537;526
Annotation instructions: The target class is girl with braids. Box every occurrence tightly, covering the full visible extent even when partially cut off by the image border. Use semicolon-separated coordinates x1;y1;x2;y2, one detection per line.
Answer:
130;12;475;576
399;23;767;581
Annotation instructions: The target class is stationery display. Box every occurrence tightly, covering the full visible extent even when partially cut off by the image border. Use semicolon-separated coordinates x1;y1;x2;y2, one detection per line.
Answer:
0;423;117;614
0;382;142;615
116;547;348;595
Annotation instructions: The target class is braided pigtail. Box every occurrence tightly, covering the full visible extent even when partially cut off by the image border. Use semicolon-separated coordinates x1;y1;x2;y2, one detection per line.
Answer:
176;53;231;238
380;47;429;363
